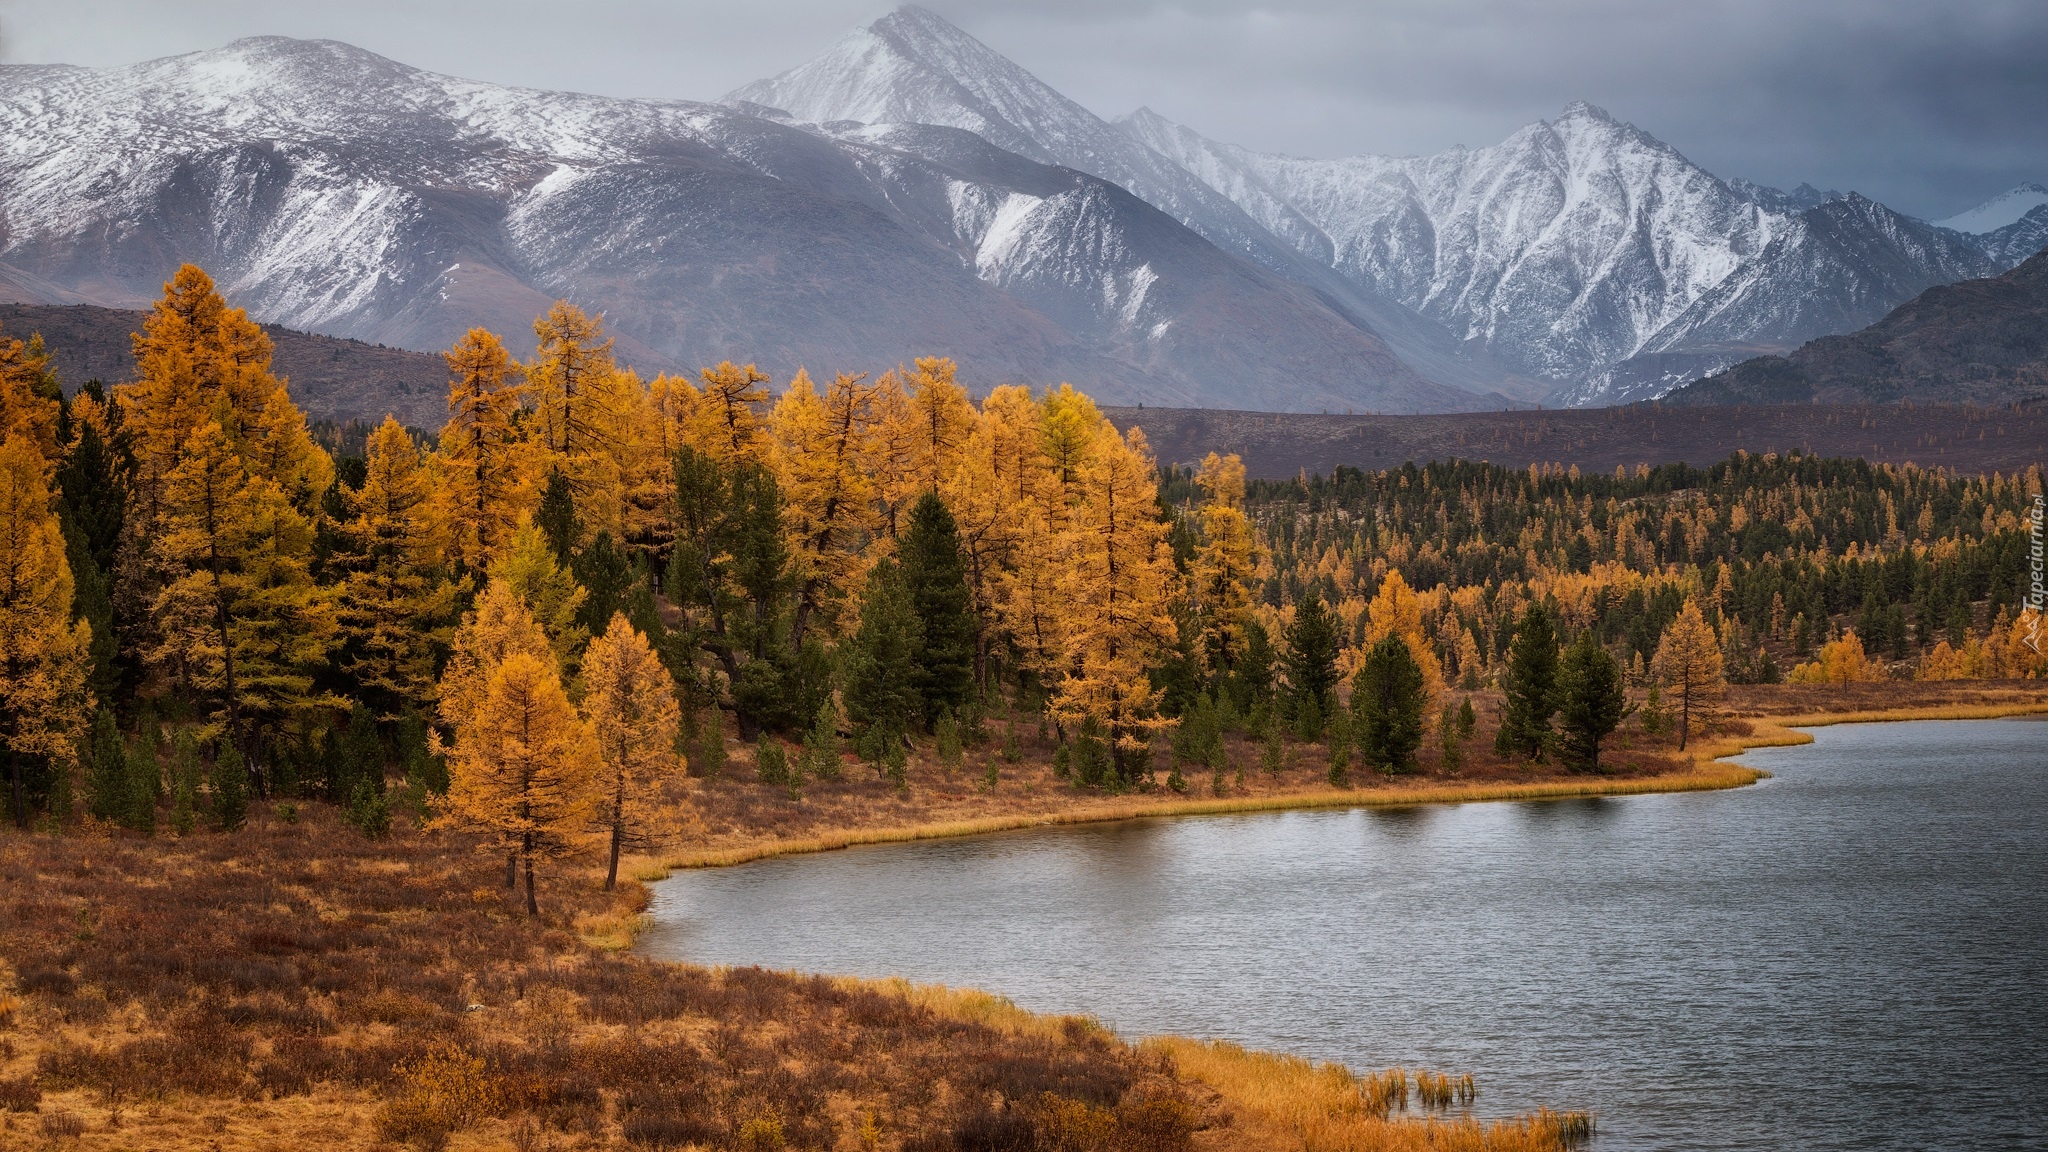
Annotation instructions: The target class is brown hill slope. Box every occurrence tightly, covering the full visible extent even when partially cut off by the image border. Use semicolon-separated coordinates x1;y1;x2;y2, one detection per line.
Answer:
0;303;448;428
1668;248;2048;407
1107;402;2048;479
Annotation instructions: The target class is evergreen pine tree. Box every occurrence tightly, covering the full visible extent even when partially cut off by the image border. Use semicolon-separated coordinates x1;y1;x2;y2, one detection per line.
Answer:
1495;604;1560;760
169;729;198;835
899;492;975;724
1353;634;1427;774
211;744;248;832
573;531;633;639
534;469;581;564
843;558;922;757
1557;631;1631;773
82;708;127;823
1281;591;1340;735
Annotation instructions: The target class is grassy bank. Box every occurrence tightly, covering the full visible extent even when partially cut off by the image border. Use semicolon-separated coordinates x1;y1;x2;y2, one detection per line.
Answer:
649;761;1767;875
0;814;1595;1152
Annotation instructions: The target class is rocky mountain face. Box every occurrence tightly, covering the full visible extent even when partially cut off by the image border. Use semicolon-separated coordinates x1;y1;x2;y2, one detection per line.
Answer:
741;8;2040;406
1668;249;2048;407
0;35;1469;413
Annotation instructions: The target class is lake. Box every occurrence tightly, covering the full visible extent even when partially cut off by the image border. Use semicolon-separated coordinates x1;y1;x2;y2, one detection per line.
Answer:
638;720;2048;1151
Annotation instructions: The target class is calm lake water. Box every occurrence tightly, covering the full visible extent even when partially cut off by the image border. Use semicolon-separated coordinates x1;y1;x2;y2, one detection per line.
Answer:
639;720;2048;1151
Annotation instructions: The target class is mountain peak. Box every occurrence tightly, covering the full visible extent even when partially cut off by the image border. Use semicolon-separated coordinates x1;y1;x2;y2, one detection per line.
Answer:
1935;182;2048;235
1556;100;1614;123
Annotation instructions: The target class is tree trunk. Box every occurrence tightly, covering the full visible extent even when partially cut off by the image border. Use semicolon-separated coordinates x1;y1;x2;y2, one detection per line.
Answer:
7;749;22;829
524;852;539;916
1678;677;1691;751
605;813;623;892
505;851;518;889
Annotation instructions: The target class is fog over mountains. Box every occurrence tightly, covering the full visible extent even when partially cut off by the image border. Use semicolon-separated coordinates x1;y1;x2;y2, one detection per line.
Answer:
0;5;2041;413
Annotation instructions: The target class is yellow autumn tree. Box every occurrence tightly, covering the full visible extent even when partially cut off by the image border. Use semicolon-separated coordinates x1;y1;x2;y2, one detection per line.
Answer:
1652;599;1724;749
865;370;921;539
904;356;974;491
582;613;681;889
1790;630;1879;687
120;265;280;513
151;416;334;742
1363;569;1444;703
437;648;595;914
528;301;620;459
690;360;770;463
335;417;454;718
0;434;92;826
1038;384;1101;511
492;522;588;667
438;579;555;746
1192;452;1260;677
0;327;63;462
772;369;879;640
435;328;533;574
1048;422;1178;774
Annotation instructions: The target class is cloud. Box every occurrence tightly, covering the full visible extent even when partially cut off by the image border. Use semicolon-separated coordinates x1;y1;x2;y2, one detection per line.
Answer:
4;0;2042;217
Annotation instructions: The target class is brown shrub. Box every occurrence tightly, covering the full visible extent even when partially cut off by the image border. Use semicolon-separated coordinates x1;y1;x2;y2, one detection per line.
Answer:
0;1072;40;1112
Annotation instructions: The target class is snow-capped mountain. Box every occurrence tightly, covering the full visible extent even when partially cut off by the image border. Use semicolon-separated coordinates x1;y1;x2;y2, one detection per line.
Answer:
1935;183;2048;234
1122;103;2021;403
0;36;1473;413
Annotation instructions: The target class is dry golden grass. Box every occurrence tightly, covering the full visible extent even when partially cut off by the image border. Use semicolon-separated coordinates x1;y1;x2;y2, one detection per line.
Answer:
1144;1038;1590;1152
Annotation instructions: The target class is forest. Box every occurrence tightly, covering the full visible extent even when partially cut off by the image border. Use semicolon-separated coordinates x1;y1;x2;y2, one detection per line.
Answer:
0;264;2043;911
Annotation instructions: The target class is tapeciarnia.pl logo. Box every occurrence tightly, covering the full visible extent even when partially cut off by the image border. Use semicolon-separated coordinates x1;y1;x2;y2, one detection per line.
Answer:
2027;494;2044;655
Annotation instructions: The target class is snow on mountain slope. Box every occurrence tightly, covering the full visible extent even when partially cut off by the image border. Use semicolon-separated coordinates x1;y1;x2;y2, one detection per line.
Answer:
724;6;1293;269
0;36;1474;413
1936;183;2048;234
1123;102;1788;384
1123;103;2030;404
1981;204;2048;266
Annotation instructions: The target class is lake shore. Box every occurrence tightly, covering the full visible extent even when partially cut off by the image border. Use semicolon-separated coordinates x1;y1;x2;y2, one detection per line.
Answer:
626;682;2048;893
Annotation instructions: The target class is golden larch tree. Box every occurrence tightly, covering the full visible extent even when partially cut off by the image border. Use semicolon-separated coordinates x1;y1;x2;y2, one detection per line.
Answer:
120;265;279;513
336;417;453;718
438;649;596;914
1048;422;1178;771
772;369;879;640
151;416;332;742
1364;569;1445;703
0;327;63;462
582;613;681;890
1653;598;1725;750
690;360;770;464
905;356;973;491
436;328;533;573
1192;452;1260;677
0;434;92;825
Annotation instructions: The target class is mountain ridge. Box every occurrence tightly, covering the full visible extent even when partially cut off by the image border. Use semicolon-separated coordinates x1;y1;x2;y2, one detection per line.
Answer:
0;34;1477;413
1667;248;2048;407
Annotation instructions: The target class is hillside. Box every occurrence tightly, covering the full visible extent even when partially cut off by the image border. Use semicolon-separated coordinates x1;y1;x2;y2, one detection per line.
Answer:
1669;249;2048;407
0;302;448;428
1109;402;2048;479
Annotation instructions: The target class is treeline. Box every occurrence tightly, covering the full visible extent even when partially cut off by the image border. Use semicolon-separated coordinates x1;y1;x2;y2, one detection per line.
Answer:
4;264;2039;907
1210;453;2046;689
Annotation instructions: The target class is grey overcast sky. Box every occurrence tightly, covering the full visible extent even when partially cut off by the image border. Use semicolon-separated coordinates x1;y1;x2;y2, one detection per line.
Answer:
2;0;2043;220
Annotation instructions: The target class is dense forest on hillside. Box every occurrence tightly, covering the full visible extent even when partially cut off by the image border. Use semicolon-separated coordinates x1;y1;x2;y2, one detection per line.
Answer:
1217;453;2046;693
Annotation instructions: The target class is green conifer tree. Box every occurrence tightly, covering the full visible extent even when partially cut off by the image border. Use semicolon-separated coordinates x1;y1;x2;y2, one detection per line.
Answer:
1353;634;1427;774
843;559;923;756
82;708;127;824
534;469;581;565
898;492;975;725
211;744;248;832
1495;604;1560;760
1282;591;1340;735
1557;631;1632;773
